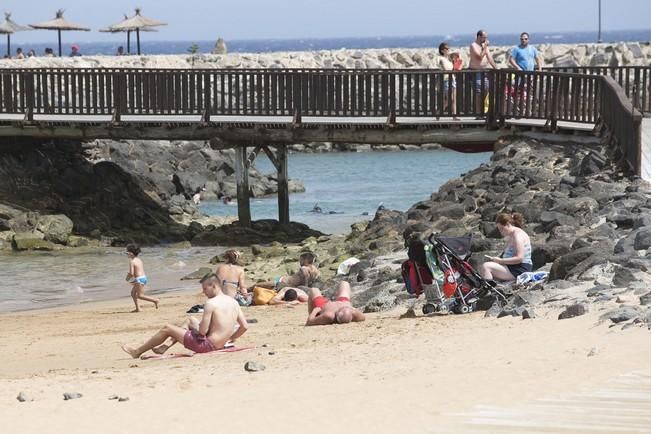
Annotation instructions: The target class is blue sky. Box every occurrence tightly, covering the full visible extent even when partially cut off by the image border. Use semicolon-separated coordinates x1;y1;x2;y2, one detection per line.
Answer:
3;0;650;43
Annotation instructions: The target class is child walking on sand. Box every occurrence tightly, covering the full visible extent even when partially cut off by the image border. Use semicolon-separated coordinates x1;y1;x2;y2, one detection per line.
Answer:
126;243;159;312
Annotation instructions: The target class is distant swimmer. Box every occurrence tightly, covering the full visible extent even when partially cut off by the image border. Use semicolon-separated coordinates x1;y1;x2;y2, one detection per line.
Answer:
311;203;323;213
377;202;386;211
222;195;234;205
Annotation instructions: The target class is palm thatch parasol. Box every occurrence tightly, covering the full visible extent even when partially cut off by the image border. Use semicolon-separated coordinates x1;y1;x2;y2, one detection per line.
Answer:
29;9;90;57
103;8;166;55
0;12;31;57
99;17;158;55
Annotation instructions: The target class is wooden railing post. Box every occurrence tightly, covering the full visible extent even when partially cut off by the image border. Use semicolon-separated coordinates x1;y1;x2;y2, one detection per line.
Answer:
23;71;34;121
276;145;289;225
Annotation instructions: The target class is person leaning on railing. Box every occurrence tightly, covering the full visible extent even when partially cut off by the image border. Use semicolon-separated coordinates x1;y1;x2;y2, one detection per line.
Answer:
437;42;458;119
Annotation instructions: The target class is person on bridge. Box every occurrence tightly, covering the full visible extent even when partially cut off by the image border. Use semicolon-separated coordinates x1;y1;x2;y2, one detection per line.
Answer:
14;48;24;60
479;212;533;282
69;44;82;57
305;281;365;326
437;42;458;119
509;32;542;72
469;30;497;115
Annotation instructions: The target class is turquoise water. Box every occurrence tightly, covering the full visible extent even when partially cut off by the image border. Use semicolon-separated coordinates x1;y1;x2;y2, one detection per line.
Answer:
200;150;490;234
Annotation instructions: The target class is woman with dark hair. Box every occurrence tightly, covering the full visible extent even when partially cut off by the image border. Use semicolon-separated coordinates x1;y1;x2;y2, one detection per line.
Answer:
480;212;532;282
215;250;250;305
437;42;458;119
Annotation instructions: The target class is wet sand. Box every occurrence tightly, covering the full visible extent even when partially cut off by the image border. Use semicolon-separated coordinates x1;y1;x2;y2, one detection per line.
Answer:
1;290;650;434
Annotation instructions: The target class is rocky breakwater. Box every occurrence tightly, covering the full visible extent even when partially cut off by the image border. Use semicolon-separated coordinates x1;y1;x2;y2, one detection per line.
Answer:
0;139;305;251
1;41;648;70
292;135;651;330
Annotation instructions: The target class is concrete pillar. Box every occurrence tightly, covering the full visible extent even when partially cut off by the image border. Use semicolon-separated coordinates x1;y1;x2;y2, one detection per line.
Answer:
234;145;251;227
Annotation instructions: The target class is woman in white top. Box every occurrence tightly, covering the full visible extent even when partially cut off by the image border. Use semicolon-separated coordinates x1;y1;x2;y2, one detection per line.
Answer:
437;42;457;118
480;212;533;282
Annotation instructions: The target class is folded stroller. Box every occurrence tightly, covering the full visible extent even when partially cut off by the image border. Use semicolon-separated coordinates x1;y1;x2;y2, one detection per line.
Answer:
421;234;509;315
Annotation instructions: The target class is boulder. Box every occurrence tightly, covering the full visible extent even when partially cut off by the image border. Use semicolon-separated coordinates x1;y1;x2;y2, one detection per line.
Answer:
607;306;641;324
12;233;60;251
36;214;74;244
549;247;604;280
634;228;651;250
558;304;588;320
181;267;214;280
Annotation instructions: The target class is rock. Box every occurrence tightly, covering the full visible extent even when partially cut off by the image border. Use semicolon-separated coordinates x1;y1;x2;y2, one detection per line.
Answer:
244;361;266;372
549;247;600;280
612;267;638;287
212;38;228;55
180;267;213;280
63;392;83;400
16;392;29;402
634;228;651;250
640;292;651;306
484;303;503;318
36;214;74;244
587;347;598;357
12;233;60;251
558;304;588;320
118;397;130;402
521;307;536;319
108;395;119;400
608;306;640;323
497;308;520;318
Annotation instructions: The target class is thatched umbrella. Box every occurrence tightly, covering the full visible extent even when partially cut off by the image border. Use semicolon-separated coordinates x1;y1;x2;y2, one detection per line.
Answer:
99;19;158;55
30;9;90;57
0;13;31;57
103;8;166;55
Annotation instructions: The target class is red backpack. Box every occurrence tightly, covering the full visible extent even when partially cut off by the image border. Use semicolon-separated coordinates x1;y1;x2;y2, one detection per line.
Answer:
401;260;433;297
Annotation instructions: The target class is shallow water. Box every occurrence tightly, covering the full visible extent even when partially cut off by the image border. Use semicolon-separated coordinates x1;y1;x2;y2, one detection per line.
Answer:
0;149;489;312
201;149;490;234
0;246;222;313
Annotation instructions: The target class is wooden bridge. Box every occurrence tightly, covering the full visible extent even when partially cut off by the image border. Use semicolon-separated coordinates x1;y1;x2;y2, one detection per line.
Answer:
0;66;646;226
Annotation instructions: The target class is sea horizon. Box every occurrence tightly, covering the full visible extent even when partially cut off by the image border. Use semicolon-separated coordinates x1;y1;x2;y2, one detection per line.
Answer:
7;29;651;56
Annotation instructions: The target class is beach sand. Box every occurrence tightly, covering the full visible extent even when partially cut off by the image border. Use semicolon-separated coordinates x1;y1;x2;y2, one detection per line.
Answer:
1;290;650;434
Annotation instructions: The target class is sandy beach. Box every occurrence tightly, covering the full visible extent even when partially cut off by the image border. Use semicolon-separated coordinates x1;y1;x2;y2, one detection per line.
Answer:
1;289;650;434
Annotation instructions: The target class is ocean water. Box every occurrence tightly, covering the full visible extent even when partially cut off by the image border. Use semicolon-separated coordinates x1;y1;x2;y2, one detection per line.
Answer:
200;149;491;234
11;30;651;56
0;246;221;313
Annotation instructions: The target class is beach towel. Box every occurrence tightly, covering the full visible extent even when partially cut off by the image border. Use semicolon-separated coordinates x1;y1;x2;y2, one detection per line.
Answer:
141;345;255;360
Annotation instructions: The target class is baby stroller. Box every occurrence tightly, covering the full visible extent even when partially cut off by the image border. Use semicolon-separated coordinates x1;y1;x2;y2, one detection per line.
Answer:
421;234;509;315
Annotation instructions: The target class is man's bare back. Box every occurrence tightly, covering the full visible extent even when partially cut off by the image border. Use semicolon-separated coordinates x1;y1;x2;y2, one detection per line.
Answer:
203;293;245;349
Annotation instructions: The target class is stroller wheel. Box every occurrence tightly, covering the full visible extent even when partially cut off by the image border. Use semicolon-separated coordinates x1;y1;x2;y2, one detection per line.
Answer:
438;304;449;314
456;304;470;314
422;303;436;315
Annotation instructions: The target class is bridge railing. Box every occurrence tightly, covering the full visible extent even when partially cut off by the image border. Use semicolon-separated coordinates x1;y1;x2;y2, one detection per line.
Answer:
0;67;642;173
493;69;602;125
548;66;651;114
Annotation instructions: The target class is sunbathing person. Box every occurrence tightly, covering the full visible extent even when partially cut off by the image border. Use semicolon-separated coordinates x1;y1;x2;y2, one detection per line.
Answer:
121;274;248;358
305;281;365;326
255;252;320;290
215;249;250;306
480;212;533;282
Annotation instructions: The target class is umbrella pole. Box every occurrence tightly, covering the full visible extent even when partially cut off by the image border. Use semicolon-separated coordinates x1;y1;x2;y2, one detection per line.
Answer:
137;28;141;55
6;34;9;58
58;29;62;57
127;31;131;54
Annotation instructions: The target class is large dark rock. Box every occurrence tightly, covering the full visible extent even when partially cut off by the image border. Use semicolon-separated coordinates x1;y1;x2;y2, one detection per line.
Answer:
36;214;74;244
549;247;599;280
634;228;651;250
558;304;588;320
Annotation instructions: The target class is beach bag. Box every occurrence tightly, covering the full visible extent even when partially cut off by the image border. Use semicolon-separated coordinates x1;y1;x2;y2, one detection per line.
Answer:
401;260;433;296
253;286;277;305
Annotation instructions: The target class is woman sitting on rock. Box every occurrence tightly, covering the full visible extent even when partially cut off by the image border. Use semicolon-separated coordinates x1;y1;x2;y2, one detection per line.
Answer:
480;212;532;282
215;250;250;306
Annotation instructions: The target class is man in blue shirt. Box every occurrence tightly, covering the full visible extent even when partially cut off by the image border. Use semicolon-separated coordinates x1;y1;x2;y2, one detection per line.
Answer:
509;32;541;71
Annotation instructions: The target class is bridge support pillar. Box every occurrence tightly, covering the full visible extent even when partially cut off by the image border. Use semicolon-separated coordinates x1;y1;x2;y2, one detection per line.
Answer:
235;146;251;227
276;145;289;225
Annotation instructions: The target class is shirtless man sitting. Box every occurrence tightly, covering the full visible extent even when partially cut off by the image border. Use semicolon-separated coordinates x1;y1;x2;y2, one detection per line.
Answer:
121;274;248;358
305;281;365;326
